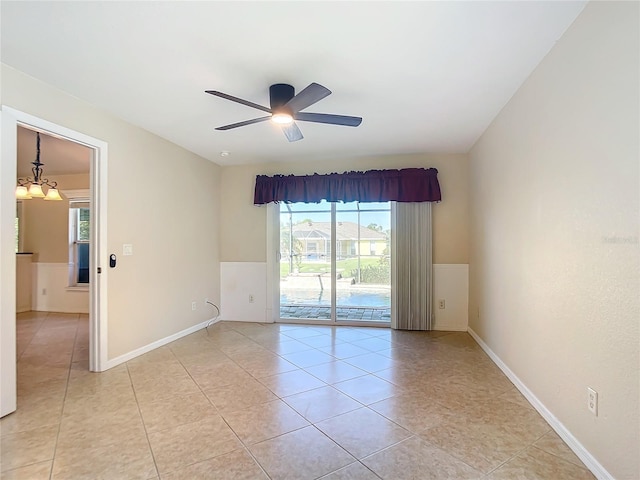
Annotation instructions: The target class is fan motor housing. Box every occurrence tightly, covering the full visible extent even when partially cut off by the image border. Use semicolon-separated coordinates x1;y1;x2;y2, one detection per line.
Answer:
270;84;295;109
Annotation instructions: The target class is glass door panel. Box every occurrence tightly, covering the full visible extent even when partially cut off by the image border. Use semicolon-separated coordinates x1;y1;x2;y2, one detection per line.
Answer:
335;202;391;323
279;201;332;320
278;201;391;325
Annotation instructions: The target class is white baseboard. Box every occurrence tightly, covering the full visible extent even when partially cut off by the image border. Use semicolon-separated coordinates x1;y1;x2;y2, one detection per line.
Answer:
434;324;468;332
221;317;270;323
467;328;612;480
104;317;220;370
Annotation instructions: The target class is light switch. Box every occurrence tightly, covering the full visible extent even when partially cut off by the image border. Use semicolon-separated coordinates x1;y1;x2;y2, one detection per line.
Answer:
123;244;133;256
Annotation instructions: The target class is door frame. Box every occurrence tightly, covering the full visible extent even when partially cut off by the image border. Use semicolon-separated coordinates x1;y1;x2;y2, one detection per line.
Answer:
268;201;393;328
1;107;109;417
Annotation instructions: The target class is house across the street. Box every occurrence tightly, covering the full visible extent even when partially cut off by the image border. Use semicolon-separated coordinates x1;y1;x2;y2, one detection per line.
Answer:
290;221;387;260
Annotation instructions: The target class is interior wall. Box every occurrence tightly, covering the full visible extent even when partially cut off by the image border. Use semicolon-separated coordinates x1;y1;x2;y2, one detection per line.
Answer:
1;109;19;416
220;262;268;322
20;174;92;314
2;64;222;360
220;153;469;264
21;173;89;262
433;264;468;331
468;3;639;479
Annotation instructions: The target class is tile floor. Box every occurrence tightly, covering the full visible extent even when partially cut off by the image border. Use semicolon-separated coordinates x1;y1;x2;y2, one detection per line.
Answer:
1;311;596;479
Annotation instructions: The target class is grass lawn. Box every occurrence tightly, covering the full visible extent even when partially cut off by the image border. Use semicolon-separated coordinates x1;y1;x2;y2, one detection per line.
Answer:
280;257;383;278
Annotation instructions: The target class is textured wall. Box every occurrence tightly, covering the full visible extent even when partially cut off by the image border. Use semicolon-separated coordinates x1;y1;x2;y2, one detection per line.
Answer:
468;3;639;478
2;65;222;360
220;153;469;265
21;173;89;263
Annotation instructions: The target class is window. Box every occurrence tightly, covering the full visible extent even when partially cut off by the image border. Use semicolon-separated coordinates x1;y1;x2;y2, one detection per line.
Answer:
68;195;90;286
307;242;317;258
278;201;391;324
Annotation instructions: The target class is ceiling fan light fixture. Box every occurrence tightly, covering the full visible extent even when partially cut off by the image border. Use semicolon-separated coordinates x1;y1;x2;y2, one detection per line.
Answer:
271;112;293;125
207;83;361;142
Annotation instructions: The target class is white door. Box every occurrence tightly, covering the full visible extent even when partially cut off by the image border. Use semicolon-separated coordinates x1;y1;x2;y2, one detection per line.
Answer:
0;107;109;417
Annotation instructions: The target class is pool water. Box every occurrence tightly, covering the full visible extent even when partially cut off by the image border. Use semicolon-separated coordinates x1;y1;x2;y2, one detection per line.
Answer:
280;289;390;307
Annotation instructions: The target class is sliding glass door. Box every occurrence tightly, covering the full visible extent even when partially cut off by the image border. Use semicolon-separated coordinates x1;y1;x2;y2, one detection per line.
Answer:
278;201;391;325
335;202;391;322
279;201;332;320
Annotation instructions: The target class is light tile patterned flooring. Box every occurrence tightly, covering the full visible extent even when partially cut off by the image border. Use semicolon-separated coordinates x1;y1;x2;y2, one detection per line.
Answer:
1;312;595;479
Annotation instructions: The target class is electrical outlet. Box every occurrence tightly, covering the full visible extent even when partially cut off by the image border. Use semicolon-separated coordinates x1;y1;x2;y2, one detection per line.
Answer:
191;301;197;311
438;299;445;309
587;387;598;415
42;288;47;296
249;294;255;303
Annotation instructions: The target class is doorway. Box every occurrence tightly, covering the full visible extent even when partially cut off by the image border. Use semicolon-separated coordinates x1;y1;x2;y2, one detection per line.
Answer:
276;200;392;326
1;107;108;417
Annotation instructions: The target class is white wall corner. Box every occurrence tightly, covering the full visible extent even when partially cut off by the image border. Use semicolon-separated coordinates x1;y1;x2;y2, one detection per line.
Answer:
467;327;613;480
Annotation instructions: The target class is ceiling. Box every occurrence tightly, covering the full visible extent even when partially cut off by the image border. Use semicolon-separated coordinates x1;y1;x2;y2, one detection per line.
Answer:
1;1;586;166
17;127;91;178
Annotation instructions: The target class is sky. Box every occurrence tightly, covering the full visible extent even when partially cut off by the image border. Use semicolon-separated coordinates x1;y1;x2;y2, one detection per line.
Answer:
280;201;391;231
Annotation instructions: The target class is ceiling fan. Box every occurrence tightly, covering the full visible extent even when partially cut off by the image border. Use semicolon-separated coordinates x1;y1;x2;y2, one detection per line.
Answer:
205;83;362;142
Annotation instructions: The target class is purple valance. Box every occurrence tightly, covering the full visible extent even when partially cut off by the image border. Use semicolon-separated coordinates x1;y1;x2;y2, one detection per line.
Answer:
254;168;441;204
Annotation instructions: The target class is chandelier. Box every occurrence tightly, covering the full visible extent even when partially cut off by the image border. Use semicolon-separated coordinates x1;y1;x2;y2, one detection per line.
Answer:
15;132;62;201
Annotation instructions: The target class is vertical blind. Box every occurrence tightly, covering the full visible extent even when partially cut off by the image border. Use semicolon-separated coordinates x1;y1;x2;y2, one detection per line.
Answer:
393;202;433;330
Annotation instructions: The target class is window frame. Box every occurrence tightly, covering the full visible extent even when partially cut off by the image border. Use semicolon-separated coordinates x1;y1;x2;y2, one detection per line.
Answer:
65;189;90;288
275;201;392;326
70;206;90;285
